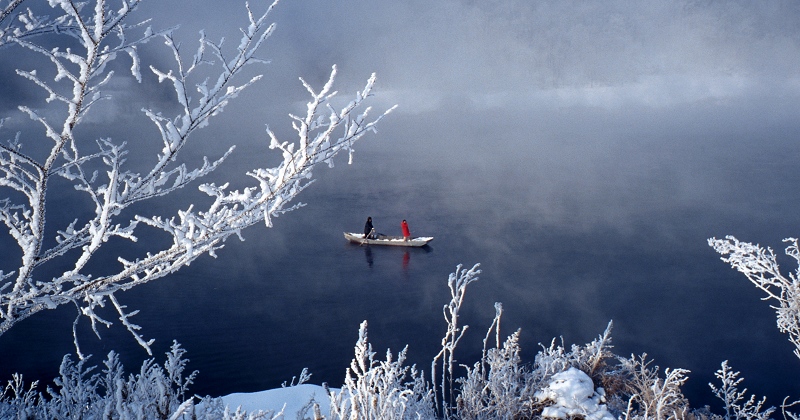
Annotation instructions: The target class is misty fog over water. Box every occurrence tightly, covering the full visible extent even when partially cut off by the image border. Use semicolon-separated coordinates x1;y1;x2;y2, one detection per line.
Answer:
2;95;800;410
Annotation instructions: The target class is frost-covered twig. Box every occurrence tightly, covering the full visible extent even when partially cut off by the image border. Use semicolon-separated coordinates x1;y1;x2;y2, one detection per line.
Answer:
709;360;774;420
431;263;481;419
0;0;393;355
613;354;690;420
281;367;311;388
709;236;800;361
1;0;105;49
328;320;434;420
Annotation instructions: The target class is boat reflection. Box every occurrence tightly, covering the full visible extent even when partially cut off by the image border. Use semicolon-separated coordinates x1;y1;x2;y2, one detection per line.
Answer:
364;246;373;268
356;243;432;270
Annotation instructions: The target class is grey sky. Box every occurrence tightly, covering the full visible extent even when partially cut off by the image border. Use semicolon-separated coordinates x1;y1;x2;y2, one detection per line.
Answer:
133;1;800;174
125;0;800;114
5;0;800;140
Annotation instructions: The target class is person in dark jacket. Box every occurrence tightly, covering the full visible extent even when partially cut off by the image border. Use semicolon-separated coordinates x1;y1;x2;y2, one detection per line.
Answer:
364;217;375;239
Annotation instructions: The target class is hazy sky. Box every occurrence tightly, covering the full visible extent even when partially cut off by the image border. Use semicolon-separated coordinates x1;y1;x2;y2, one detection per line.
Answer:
112;0;800;228
126;0;800;198
136;0;800;112
5;0;800;157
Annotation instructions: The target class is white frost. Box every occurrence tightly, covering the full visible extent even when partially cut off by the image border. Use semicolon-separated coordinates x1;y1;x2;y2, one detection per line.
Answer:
535;367;615;420
220;384;333;418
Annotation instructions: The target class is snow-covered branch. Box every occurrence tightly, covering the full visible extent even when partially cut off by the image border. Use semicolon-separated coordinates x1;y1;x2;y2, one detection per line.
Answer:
709;235;800;360
0;0;393;355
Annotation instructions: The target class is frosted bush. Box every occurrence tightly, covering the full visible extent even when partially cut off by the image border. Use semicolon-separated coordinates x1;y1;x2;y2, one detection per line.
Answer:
326;320;435;420
709;361;773;420
0;340;297;419
609;354;691;420
456;329;538;419
534;321;615;383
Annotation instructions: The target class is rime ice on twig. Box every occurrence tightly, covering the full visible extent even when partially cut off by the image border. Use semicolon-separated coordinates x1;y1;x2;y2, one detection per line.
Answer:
709;360;774;420
709;236;800;361
0;0;393;354
431;263;481;418
327;320;434;420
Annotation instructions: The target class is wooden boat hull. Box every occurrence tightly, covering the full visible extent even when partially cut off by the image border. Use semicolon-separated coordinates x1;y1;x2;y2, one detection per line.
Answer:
344;232;433;247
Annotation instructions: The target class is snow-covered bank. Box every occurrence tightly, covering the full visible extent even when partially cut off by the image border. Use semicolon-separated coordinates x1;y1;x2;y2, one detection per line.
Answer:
220;385;332;418
220;370;619;420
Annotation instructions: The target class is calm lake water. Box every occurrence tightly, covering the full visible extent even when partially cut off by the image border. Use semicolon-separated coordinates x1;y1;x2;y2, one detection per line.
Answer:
2;103;800;411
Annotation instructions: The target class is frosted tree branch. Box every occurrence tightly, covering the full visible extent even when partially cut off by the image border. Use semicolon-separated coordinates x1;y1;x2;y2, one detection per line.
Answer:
709;235;800;360
0;0;394;356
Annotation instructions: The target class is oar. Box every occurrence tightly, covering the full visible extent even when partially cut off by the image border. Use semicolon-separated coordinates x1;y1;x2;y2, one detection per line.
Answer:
360;228;375;246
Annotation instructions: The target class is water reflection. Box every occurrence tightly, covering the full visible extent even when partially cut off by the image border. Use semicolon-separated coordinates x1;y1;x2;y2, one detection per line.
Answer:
364;246;373;267
354;242;433;271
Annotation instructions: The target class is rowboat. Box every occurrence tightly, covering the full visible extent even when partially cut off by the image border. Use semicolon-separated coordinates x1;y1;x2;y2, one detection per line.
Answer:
344;232;433;247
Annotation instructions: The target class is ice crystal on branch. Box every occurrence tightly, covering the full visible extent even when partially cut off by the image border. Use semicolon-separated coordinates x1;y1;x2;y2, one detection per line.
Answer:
709;236;800;361
0;0;393;354
327;320;435;420
710;360;774;420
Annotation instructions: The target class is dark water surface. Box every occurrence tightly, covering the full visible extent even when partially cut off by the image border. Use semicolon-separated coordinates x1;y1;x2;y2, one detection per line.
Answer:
2;102;800;411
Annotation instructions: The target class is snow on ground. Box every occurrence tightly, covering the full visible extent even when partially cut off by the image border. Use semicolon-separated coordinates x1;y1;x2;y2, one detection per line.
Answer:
221;368;613;419
221;384;333;417
534;367;615;420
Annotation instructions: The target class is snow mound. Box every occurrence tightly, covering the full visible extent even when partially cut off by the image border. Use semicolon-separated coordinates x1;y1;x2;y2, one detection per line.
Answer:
534;367;615;420
221;384;332;417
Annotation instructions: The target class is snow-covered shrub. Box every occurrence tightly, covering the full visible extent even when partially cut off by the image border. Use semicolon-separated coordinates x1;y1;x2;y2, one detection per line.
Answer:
327;321;435;420
0;373;46;419
534;321;615;383
455;319;613;418
457;328;539;419
0;340;288;419
434;265;625;420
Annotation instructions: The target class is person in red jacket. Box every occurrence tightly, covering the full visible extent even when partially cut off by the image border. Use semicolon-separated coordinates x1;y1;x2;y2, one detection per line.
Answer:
401;219;411;240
